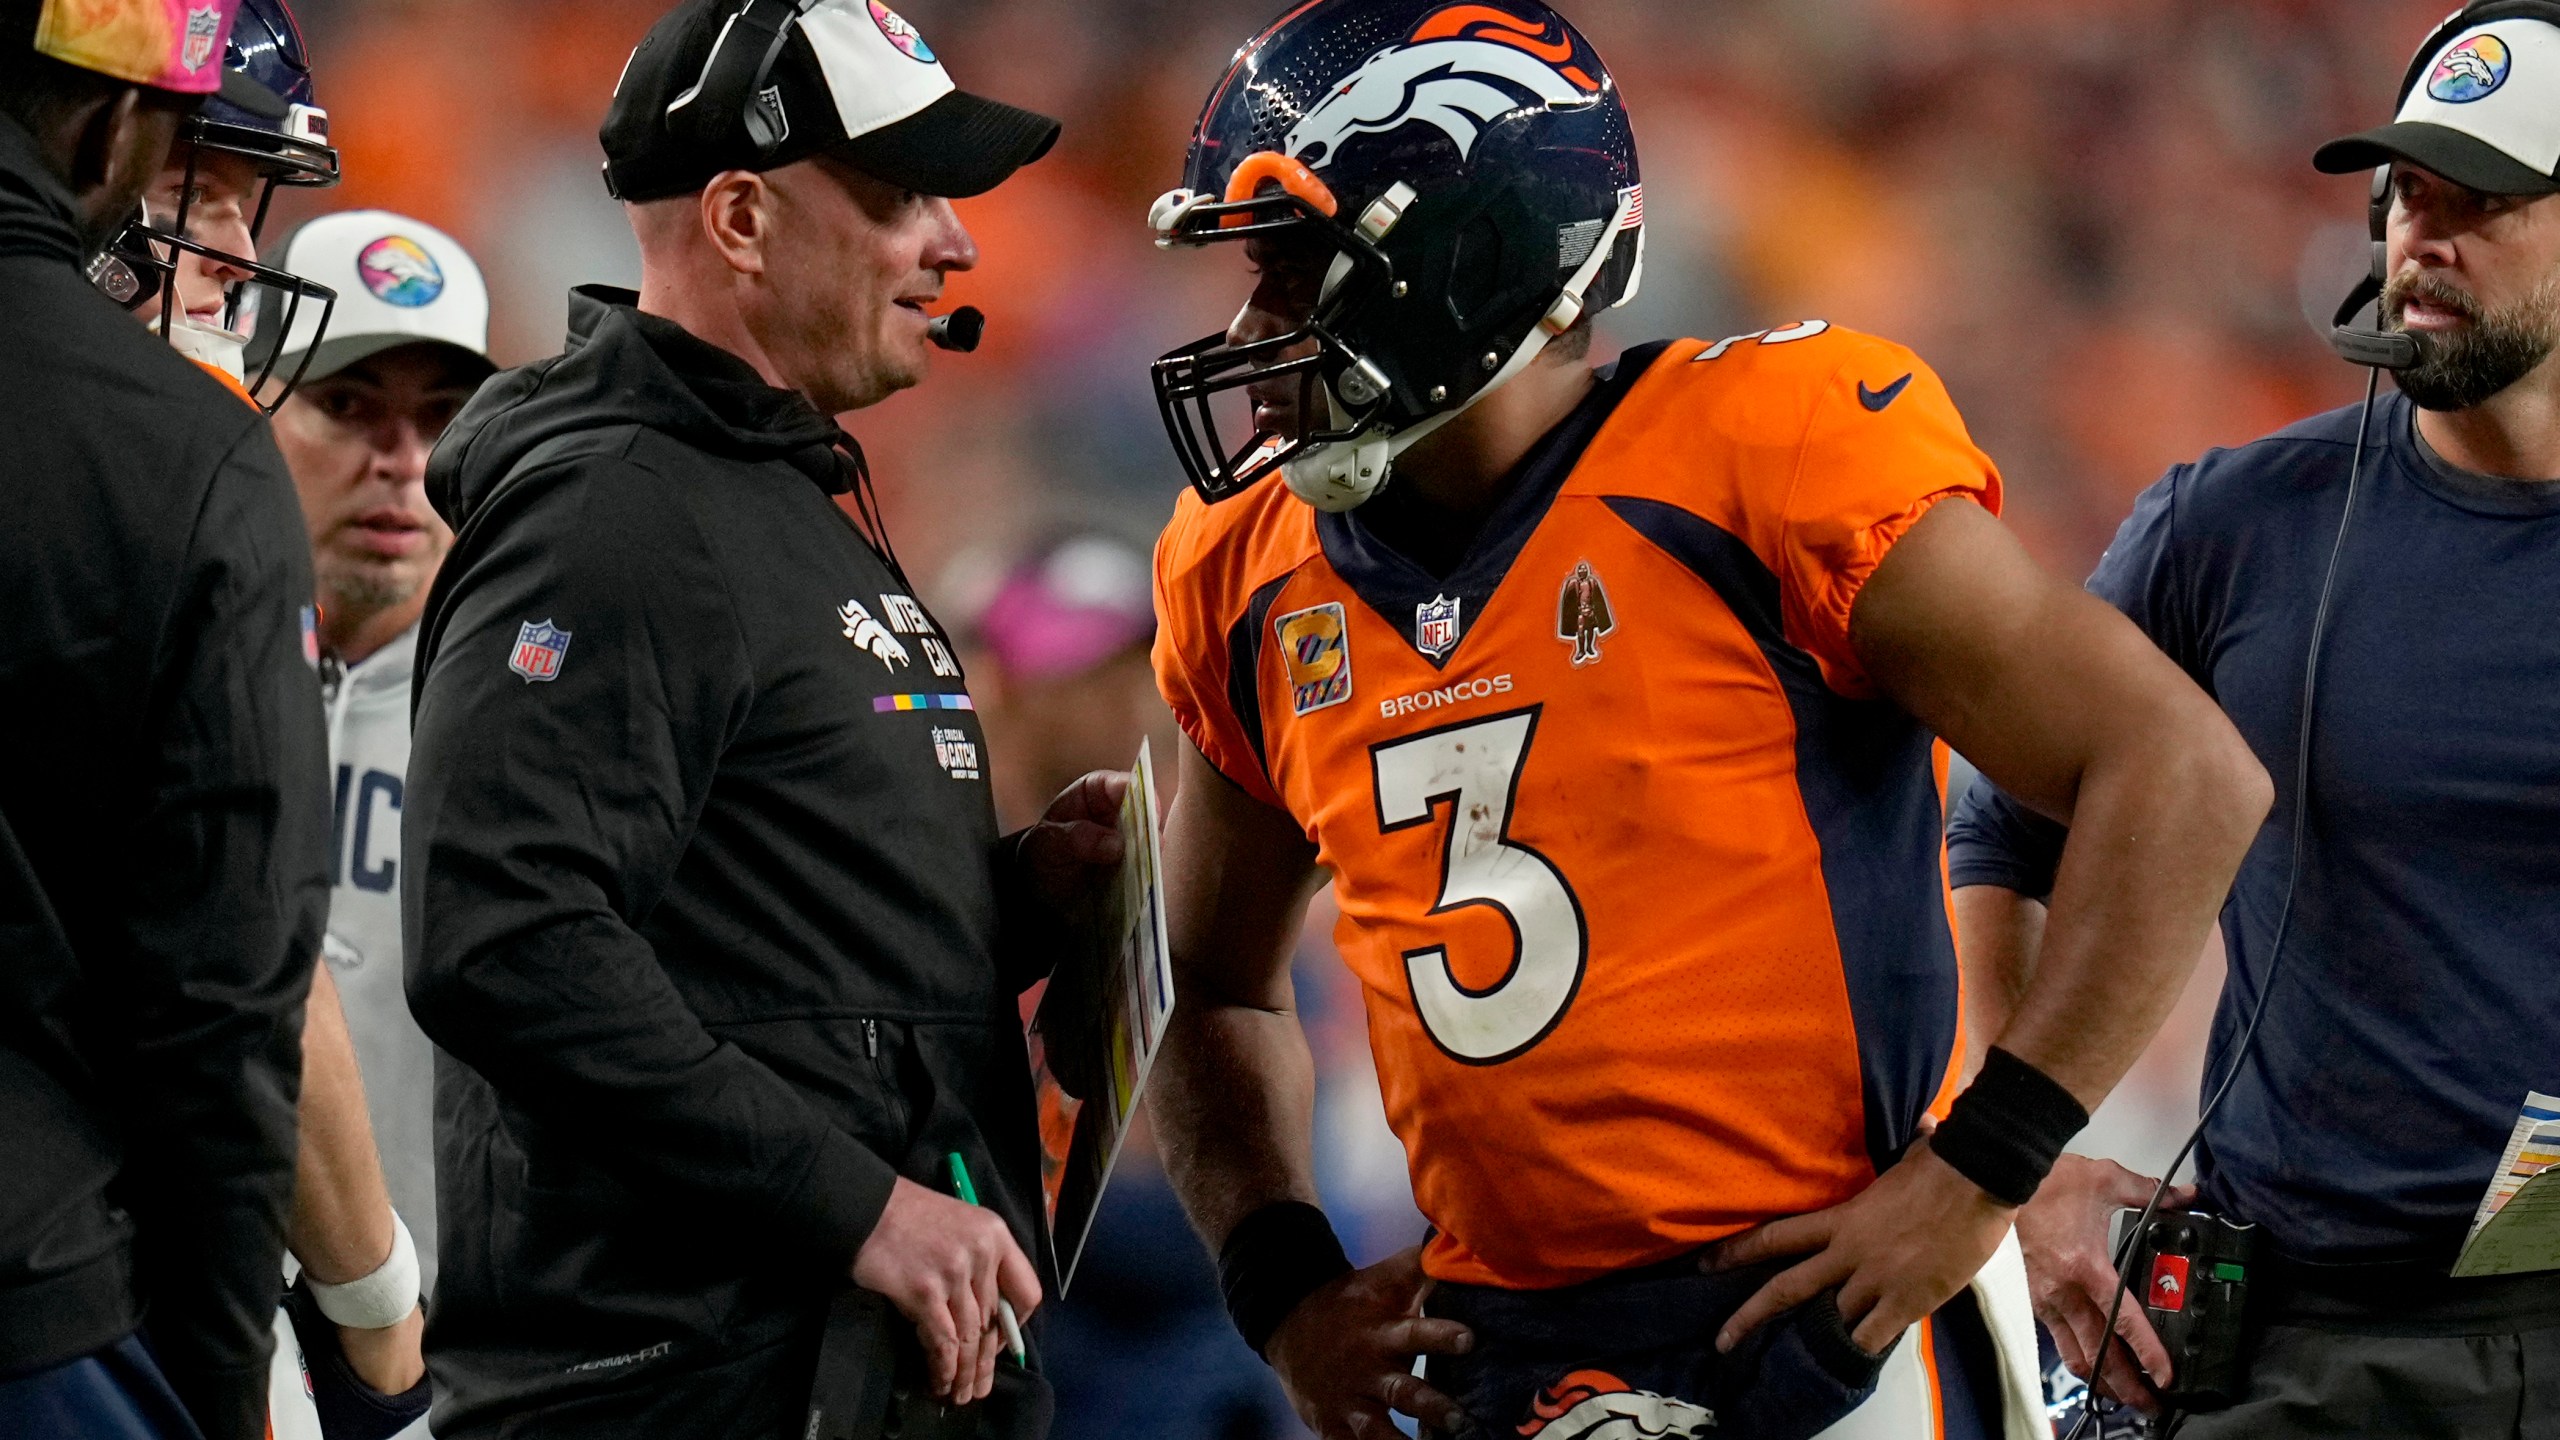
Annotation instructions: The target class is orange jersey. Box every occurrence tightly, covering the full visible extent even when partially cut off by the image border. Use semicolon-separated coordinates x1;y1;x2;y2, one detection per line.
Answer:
1153;325;2005;1290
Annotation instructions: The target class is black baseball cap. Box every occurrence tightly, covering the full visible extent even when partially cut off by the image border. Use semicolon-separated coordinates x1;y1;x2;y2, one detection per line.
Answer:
2314;11;2560;196
602;0;1060;203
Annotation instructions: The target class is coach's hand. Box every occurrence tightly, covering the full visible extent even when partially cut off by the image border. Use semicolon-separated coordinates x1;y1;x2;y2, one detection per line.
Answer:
1021;770;1130;911
852;1177;1043;1405
1266;1245;1474;1440
2019;1154;2191;1414
1708;1138;2014;1357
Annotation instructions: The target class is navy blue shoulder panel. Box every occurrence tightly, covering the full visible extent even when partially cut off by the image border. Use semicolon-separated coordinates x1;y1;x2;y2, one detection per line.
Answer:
1222;574;1296;788
1601;496;1957;1173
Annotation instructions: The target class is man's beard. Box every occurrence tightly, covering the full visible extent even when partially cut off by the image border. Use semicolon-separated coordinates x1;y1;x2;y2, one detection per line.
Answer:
320;561;422;620
2385;270;2560;411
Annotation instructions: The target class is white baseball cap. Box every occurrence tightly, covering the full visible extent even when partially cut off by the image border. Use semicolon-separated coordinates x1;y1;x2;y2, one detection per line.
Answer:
600;0;1059;203
2317;9;2560;195
260;211;496;383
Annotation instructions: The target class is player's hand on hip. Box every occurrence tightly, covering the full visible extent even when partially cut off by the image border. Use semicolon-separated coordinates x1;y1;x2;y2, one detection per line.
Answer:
1265;1245;1475;1440
2018;1154;2193;1414
851;1177;1043;1405
1021;770;1130;911
1706;1138;2016;1357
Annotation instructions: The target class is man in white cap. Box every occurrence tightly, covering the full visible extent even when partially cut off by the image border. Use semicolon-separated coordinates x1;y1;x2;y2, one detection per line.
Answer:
259;209;496;1440
403;4;1121;1438
1952;3;2560;1435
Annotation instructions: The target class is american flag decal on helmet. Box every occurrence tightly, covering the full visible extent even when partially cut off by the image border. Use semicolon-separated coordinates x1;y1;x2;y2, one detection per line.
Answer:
1620;185;1644;228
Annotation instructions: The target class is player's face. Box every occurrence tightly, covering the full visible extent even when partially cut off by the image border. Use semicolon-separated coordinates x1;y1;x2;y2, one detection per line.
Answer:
763;157;978;413
1231;231;1331;441
272;345;475;620
2383;164;2560;410
140;149;264;332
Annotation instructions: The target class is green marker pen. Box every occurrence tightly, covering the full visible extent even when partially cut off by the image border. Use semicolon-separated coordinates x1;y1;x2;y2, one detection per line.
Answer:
945;1152;1027;1366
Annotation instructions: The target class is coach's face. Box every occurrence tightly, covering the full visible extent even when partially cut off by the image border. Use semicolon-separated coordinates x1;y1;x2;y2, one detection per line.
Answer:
755;156;978;414
2383;163;2560;410
273;344;475;617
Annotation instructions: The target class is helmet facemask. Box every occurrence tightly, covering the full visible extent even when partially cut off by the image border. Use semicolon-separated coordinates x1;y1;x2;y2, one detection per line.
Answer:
1151;172;1405;509
102;101;339;411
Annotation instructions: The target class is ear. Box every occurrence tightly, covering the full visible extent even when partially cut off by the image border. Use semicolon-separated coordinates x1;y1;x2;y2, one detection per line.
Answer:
70;91;176;244
698;170;774;278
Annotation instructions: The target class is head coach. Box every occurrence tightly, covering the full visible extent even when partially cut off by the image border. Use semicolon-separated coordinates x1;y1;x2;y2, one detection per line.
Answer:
1951;3;2560;1435
0;3;330;1438
399;3;1113;1437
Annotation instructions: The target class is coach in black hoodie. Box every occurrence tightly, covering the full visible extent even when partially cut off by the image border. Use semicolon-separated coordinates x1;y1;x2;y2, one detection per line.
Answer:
403;5;1084;1438
0;18;327;1440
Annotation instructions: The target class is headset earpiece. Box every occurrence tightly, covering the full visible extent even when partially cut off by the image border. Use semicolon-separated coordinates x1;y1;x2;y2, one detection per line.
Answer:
2328;164;2419;370
665;0;805;162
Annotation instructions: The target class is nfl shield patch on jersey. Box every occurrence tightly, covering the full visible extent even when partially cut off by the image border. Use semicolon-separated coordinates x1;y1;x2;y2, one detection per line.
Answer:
510;620;571;683
1415;594;1463;661
1276;602;1354;715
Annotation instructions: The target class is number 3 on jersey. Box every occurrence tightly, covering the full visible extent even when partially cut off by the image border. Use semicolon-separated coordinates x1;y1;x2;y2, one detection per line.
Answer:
1370;707;1589;1064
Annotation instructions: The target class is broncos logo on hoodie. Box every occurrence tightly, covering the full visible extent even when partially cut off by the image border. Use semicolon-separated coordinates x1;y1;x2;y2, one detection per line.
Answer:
839;598;911;670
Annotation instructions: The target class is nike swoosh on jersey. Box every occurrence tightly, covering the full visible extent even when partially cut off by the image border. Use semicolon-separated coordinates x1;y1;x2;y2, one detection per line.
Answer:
1859;374;1915;411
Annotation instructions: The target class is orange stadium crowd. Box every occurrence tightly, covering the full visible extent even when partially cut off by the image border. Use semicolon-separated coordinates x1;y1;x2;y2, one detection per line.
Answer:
281;0;2440;578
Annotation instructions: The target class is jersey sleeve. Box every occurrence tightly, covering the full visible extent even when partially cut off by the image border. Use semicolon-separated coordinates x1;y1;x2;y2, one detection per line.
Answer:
1777;341;2005;697
2087;465;2205;684
1152;494;1287;810
1945;772;2067;899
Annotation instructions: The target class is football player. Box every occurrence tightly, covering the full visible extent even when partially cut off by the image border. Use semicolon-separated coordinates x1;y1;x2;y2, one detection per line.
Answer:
114;9;432;1437
1141;3;2274;1437
93;0;335;403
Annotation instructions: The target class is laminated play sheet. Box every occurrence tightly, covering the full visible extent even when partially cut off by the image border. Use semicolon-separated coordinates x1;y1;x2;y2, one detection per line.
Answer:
2452;1090;2560;1278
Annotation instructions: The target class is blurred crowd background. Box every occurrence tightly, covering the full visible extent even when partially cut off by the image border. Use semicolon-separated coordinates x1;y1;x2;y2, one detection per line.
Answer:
261;0;2454;1432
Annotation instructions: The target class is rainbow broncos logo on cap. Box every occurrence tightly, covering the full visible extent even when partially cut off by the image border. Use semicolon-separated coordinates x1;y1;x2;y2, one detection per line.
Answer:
869;0;936;63
357;236;445;308
2430;33;2512;104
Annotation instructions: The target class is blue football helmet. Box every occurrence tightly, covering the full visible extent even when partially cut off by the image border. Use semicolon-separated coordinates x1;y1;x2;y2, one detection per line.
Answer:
91;0;340;408
1150;0;1644;510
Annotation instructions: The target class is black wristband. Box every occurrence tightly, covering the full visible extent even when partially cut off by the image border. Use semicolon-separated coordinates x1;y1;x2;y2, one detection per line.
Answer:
1928;1047;2090;1206
1218;1201;1354;1358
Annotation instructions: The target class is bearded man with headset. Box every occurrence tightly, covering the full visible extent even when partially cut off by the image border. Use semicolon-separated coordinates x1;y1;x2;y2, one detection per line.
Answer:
1953;5;2560;1436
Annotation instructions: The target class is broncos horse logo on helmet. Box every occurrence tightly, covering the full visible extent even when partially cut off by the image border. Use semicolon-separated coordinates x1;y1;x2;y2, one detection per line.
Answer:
1283;8;1601;167
1149;0;1642;512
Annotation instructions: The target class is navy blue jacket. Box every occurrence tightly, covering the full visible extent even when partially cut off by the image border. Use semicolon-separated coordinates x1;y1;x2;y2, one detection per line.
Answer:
1948;392;2560;1264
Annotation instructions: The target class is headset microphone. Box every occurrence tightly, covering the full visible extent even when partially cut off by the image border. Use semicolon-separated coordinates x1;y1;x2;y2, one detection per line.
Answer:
2328;168;2421;372
927;306;985;353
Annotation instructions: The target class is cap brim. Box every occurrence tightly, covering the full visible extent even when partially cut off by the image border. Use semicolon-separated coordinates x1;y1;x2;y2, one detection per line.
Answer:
832;90;1061;200
2314;122;2560;196
219;69;288;122
269;333;497;387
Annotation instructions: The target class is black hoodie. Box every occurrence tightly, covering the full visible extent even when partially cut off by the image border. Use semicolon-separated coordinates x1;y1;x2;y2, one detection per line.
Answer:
406;288;1049;1439
0;113;327;1440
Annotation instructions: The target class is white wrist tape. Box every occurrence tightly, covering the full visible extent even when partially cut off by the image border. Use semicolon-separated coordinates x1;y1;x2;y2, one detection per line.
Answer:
309;1212;420;1330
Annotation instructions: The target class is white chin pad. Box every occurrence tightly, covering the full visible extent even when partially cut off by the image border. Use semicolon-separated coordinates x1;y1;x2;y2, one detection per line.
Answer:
1284;431;1394;512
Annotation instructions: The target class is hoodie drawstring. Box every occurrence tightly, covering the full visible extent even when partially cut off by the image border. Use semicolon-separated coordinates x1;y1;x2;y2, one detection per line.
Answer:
837;436;910;590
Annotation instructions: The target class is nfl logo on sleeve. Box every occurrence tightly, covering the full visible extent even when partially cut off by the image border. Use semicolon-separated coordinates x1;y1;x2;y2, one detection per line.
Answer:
510;620;572;683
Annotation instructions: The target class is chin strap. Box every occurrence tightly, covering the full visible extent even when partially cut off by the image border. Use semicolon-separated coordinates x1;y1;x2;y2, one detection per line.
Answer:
1283;185;1645;513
